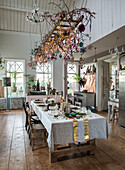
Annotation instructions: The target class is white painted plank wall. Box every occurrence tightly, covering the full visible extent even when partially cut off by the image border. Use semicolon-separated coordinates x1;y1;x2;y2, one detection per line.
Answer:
76;0;124;46
84;0;125;43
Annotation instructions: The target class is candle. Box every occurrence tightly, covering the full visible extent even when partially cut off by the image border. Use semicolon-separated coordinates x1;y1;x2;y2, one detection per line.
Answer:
60;95;62;102
55;92;57;99
66;95;68;103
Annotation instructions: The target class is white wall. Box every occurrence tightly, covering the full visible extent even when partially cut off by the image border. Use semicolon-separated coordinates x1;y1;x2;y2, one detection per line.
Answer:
0;32;64;93
75;0;125;46
96;60;109;111
52;58;63;92
0;32;39;77
91;0;125;43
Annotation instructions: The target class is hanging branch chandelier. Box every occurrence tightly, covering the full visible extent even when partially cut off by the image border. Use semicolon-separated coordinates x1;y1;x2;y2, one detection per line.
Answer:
27;0;95;67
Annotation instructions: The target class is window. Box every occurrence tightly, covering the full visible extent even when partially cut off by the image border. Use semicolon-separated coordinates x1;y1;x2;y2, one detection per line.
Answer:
67;62;78;96
36;62;52;89
6;59;25;97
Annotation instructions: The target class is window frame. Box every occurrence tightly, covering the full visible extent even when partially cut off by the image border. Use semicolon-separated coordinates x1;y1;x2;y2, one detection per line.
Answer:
67;61;79;96
36;62;52;88
5;59;25;97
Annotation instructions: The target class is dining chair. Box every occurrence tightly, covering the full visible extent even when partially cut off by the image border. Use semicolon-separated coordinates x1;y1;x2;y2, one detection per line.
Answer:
28;110;48;151
23;101;41;135
26;102;37;116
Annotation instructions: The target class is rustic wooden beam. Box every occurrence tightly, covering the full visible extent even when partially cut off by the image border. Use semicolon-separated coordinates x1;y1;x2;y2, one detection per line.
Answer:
42;15;84;51
43;18;64;44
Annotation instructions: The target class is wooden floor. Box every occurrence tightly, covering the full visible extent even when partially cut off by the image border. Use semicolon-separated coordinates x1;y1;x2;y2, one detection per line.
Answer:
0;110;125;170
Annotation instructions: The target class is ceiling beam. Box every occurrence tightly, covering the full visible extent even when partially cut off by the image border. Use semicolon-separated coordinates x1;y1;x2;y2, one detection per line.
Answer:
0;29;40;36
0;5;31;13
0;5;47;14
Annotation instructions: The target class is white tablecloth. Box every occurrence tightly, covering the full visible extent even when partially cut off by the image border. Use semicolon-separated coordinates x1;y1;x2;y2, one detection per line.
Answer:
31;101;110;152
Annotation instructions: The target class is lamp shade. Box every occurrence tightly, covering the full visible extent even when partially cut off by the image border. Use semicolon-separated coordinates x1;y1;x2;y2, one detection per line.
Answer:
2;77;11;87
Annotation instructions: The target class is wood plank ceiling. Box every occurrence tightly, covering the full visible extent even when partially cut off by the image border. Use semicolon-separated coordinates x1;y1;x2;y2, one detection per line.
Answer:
0;0;83;35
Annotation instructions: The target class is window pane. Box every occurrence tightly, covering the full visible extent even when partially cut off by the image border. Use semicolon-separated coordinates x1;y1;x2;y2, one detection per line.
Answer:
36;62;51;73
16;62;23;72
7;61;15;72
67;64;76;74
36;63;44;72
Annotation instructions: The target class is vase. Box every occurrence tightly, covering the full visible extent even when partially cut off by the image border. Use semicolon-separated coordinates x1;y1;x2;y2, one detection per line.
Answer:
12;87;17;92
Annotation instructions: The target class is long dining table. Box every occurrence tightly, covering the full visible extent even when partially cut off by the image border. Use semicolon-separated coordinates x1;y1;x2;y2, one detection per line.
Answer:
31;100;110;163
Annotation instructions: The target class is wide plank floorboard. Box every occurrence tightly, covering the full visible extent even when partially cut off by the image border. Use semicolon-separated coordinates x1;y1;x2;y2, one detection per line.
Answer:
0;109;125;170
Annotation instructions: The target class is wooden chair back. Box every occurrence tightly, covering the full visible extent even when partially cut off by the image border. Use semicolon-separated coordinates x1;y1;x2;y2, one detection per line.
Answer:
68;99;72;104
23;101;28;116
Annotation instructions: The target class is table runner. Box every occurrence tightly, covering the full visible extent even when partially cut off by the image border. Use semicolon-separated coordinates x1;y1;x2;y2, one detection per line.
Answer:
31;101;110;152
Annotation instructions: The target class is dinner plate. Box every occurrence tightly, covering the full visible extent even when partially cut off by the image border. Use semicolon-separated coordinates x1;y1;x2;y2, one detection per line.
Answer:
37;104;46;107
34;101;43;103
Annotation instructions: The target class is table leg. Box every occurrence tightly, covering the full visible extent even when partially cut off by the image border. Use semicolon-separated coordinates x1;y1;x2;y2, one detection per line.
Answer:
87;139;95;155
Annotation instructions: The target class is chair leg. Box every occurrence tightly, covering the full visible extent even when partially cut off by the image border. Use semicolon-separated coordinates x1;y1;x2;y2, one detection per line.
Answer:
29;131;31;140
113;112;115;123
25;116;29;131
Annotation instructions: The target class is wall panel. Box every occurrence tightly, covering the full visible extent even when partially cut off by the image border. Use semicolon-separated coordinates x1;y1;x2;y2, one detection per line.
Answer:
86;0;125;43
